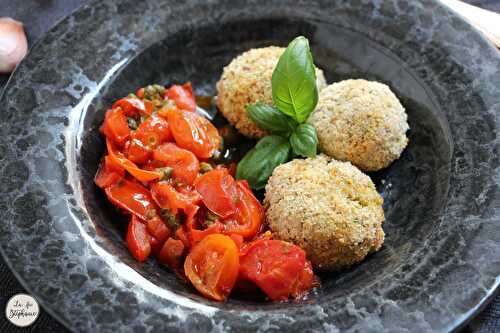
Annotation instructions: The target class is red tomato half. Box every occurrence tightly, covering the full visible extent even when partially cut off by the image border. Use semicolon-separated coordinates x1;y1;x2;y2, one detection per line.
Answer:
166;109;221;159
126;216;151;262
146;216;171;244
194;169;238;218
133;116;172;149
153;143;200;185
125;139;151;165
158;237;185;269
150;181;201;214
239;240;314;301
165;83;196;112
184;234;239;301
94;155;124;189
105;179;158;221
222;181;264;239
107;139;161;182
100;108;130;146
112;98;148;117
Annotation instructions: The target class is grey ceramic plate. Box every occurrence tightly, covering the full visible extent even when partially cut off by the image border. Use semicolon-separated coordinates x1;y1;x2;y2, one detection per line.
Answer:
1;0;499;332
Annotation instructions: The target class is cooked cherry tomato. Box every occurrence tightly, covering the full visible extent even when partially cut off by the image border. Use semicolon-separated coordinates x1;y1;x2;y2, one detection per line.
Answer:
126;216;151;262
194;169;238;218
165;83;196;112
149;236;163;256
100;108;130;146
222;181;264;239
175;227;191;249
190;222;224;246
239;240;314;301
94;155;124;188
112;97;148;117
153;143;199;185
184;234;239;301
107;139;161;182
165;109;221;159
158;237;185;269
133;116;172;149
151;181;201;214
125;139;151;165
105;179;157;221
146;216;171;244
229;234;244;250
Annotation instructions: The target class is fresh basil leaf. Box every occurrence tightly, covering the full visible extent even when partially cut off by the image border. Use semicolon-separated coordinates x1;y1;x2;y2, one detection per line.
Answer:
271;36;318;123
246;102;297;136
236;135;291;190
290;123;318;158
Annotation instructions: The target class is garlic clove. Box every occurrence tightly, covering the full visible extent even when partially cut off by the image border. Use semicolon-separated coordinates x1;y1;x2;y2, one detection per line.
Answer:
0;17;28;74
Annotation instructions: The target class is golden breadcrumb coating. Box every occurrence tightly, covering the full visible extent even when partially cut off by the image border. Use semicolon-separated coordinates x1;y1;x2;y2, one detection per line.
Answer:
217;46;327;138
307;79;409;171
264;154;385;271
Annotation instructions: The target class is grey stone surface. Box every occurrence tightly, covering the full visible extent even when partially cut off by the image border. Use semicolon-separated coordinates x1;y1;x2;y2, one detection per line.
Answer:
0;0;499;332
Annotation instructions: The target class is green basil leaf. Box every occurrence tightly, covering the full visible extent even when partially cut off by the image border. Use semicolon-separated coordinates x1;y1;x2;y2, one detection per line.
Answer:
236;135;291;190
246;102;297;136
271;36;318;123
290;123;318;158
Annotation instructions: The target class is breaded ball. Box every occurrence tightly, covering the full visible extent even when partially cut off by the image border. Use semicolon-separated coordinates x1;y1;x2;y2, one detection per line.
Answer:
216;46;327;138
307;79;409;171
264;155;385;271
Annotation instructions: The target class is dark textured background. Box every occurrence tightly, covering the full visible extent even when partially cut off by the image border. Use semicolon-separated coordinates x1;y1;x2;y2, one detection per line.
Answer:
0;0;498;332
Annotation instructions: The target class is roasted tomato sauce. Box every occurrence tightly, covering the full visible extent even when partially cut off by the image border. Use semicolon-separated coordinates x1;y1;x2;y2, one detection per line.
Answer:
95;83;315;301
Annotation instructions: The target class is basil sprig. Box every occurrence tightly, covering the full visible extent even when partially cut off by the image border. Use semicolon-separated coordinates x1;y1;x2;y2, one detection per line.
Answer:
290;123;318;158
272;36;318;123
236;136;291;190
246;103;297;136
237;36;320;189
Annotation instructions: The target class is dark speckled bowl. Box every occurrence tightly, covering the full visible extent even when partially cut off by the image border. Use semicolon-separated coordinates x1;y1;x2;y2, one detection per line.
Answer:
1;0;499;332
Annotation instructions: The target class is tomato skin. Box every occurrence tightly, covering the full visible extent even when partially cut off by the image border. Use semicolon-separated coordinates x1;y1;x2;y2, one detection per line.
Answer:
125;139;151;165
158;237;185;269
146;216;171;244
112;98;147;117
149;236;163;256
175;227;191;249
105;179;158;221
166;109;221;159
189;222;224;246
151;181;201;215
153;143;200;185
126;216;151;262
239;240;314;301
107;139;161;182
100;108;131;146
222;181;264;239
95;155;124;189
194;169;238;219
184;234;240;301
133;116;172;149
229;234;244;250
165;83;196;112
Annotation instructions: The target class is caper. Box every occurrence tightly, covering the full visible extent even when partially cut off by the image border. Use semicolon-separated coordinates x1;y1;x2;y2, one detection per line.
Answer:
206;210;219;222
156;167;174;180
153;84;165;95
160;208;179;230
127;117;138;130
200;162;213;174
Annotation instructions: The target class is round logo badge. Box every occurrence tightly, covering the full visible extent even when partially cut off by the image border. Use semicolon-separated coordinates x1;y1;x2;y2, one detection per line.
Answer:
5;294;40;327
